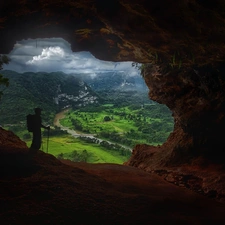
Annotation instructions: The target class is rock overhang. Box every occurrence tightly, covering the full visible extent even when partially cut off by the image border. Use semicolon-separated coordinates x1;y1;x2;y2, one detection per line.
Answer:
0;0;225;66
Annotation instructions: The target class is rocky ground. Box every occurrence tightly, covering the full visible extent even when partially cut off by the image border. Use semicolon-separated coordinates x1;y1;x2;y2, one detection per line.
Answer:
0;146;225;225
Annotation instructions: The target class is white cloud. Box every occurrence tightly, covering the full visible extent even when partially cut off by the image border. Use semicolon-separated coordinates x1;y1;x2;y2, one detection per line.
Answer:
27;47;65;64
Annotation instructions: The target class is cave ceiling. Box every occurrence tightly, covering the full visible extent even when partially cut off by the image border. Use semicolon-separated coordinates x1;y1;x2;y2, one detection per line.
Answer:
0;0;225;67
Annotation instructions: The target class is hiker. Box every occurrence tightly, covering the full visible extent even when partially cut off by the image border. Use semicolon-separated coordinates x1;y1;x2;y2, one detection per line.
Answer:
29;107;50;152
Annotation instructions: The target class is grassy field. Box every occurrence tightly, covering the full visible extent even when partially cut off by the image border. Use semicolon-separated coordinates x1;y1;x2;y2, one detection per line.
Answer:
60;104;174;146
25;134;129;164
5;123;131;164
5;103;173;164
61;108;148;133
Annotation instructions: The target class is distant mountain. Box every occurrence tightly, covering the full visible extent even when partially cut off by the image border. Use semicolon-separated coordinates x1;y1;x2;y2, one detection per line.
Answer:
75;71;148;92
73;71;152;106
0;70;100;124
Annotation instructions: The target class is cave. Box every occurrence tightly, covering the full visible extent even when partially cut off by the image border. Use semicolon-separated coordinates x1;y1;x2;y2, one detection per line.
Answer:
1;0;225;166
0;1;225;224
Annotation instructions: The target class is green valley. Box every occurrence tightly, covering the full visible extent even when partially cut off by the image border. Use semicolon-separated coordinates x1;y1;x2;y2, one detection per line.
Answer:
0;70;174;164
60;103;174;147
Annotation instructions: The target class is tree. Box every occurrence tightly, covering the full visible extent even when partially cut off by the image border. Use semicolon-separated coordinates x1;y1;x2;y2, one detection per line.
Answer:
0;55;10;100
103;115;111;122
71;150;79;161
57;153;64;160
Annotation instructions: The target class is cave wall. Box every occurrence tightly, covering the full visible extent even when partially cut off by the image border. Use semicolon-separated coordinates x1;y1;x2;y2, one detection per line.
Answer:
1;0;225;167
126;64;225;169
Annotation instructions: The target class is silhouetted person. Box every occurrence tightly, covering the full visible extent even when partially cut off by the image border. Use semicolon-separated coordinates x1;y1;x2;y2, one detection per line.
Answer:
30;107;50;152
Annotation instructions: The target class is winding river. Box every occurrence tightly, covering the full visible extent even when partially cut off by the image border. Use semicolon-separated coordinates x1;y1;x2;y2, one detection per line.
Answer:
53;109;132;151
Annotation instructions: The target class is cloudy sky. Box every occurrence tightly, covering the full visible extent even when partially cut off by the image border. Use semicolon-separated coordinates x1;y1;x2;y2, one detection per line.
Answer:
2;38;141;76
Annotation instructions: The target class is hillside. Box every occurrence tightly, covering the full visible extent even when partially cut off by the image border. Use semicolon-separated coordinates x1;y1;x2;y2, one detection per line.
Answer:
0;128;225;225
75;71;152;106
0;70;100;124
75;71;148;92
0;70;168;126
0;70;150;124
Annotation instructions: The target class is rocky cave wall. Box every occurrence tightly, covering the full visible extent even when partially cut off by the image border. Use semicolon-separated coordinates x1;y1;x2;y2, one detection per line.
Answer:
126;63;225;169
1;0;225;167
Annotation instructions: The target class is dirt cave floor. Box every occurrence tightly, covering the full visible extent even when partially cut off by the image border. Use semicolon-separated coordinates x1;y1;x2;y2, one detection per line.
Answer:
0;148;225;225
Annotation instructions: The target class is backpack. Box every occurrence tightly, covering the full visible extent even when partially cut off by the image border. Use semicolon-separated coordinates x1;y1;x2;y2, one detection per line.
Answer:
26;114;35;132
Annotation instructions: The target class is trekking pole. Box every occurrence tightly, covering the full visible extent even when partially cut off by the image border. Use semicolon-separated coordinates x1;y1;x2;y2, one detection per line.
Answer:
47;128;50;153
41;132;44;151
42;140;44;151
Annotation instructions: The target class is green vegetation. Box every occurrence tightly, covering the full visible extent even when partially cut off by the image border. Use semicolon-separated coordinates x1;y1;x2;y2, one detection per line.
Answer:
0;70;100;124
60;103;174;147
7;123;131;164
25;134;130;164
1;70;174;164
0;55;10;100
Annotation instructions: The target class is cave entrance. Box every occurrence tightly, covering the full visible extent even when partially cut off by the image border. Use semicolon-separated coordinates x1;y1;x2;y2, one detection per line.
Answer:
0;38;174;164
